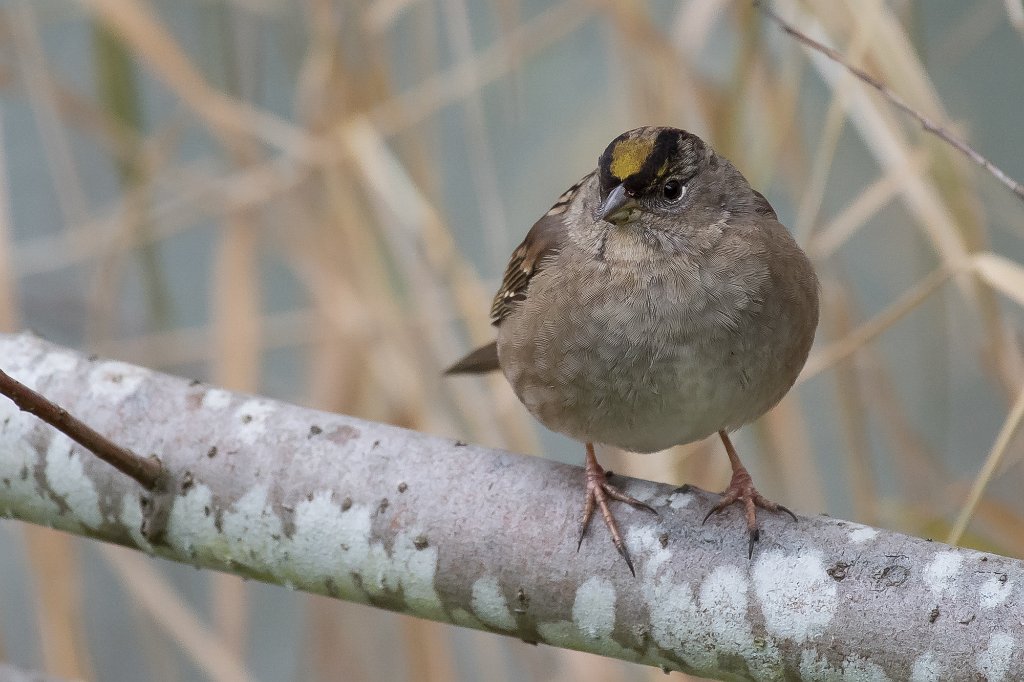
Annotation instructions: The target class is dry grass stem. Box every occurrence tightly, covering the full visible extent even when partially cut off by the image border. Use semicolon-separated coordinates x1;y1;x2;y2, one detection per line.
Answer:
800;265;954;384
0;109;18;332
440;0;509;272
824;284;879;523
11;2;91;227
3;2;1023;680
78;0;320;159
367;0;591;134
808;150;929;261
759;0;1024;202
99;545;255;682
109;309;316;369
22;529;94;680
948;382;1024;545
972;252;1024;309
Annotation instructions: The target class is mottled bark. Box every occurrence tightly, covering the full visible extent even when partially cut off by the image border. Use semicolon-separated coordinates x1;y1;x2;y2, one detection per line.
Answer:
0;332;1021;681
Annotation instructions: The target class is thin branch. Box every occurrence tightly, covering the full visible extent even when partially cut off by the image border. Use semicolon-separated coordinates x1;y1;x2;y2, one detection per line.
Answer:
755;0;1024;203
0;366;163;490
1;332;1022;680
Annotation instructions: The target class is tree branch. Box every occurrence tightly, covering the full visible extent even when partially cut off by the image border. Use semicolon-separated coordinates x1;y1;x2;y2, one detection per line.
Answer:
0;332;1021;680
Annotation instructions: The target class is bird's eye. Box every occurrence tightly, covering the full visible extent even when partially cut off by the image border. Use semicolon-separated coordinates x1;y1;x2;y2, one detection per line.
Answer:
662;179;684;201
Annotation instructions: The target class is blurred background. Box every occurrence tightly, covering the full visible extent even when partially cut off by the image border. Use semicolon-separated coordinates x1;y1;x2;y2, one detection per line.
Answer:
0;0;1022;680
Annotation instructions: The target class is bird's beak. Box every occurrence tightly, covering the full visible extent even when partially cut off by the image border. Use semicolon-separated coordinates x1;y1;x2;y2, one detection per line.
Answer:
597;184;638;225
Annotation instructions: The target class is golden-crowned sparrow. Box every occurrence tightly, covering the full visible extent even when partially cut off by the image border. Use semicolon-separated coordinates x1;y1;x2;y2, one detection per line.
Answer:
447;126;819;574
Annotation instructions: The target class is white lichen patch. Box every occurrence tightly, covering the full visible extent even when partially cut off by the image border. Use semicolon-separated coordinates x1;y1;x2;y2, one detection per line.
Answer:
0;396;30;439
923;551;963;596
644;573;704;664
535;555;673;667
798;651;829;679
162;478;444;616
0;458;61;521
119;494;153;554
201;389;232;411
753;550;837;643
702;566;752;647
12;349;78;390
87;361;149;402
233;400;277;446
44;435;102;529
535;618;643;666
799;649;891;681
572;576;616;639
668;489;693;509
386;529;444;620
634;526;707;665
450;607;486;630
313;511;444;621
976;632;1015;681
632;526;782;678
838;656;890;681
847;525;878;543
472;576;516;630
0;404;61;520
166;483;224;560
978;574;1013;609
910;651;944;681
624;481;660;505
219;485;285;568
363;542;395;593
285;492;369;602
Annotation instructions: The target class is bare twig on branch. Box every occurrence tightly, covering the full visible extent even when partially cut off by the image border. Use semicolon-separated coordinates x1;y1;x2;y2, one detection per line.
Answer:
755;0;1024;203
0;367;164;490
0;332;1022;680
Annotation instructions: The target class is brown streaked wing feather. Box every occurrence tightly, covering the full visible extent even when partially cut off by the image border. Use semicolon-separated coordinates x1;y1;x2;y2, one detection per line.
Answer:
489;173;592;325
750;189;778;219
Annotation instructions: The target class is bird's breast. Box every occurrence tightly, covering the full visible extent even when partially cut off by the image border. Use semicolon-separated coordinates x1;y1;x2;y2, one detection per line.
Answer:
497;254;780;452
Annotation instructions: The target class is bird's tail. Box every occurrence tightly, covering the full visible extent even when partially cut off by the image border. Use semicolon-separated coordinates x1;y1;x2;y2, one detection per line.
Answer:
444;341;500;374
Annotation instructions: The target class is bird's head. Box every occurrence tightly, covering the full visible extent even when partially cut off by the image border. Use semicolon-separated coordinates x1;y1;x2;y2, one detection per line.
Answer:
595;126;713;227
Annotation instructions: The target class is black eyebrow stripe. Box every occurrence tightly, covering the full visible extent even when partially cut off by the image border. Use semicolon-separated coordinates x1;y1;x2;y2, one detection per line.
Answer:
622;130;679;193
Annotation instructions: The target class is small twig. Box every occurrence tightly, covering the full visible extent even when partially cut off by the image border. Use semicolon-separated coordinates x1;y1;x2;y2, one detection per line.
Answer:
0;367;163;490
755;0;1024;203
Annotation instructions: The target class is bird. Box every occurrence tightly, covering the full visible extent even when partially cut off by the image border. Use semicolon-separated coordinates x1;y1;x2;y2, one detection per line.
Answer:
446;126;819;574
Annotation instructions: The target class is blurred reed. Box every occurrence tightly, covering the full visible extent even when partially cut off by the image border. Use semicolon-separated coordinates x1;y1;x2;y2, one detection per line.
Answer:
1;1;1023;680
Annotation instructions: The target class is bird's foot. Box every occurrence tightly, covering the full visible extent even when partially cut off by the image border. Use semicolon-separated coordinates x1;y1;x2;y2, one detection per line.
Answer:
577;444;657;576
702;463;797;559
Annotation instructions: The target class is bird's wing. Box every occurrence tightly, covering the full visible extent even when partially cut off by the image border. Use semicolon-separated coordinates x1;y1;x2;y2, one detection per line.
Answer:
489;172;593;325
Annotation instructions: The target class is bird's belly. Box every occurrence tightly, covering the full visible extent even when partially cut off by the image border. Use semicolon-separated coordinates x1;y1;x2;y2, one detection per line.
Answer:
496;245;815;453
501;314;762;453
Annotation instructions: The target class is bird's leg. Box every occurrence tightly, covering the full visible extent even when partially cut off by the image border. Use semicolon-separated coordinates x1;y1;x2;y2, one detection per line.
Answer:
577;443;657;576
703;430;797;558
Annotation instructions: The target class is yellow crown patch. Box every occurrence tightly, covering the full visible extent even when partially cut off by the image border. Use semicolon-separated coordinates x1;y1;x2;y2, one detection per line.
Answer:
609;138;654;180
